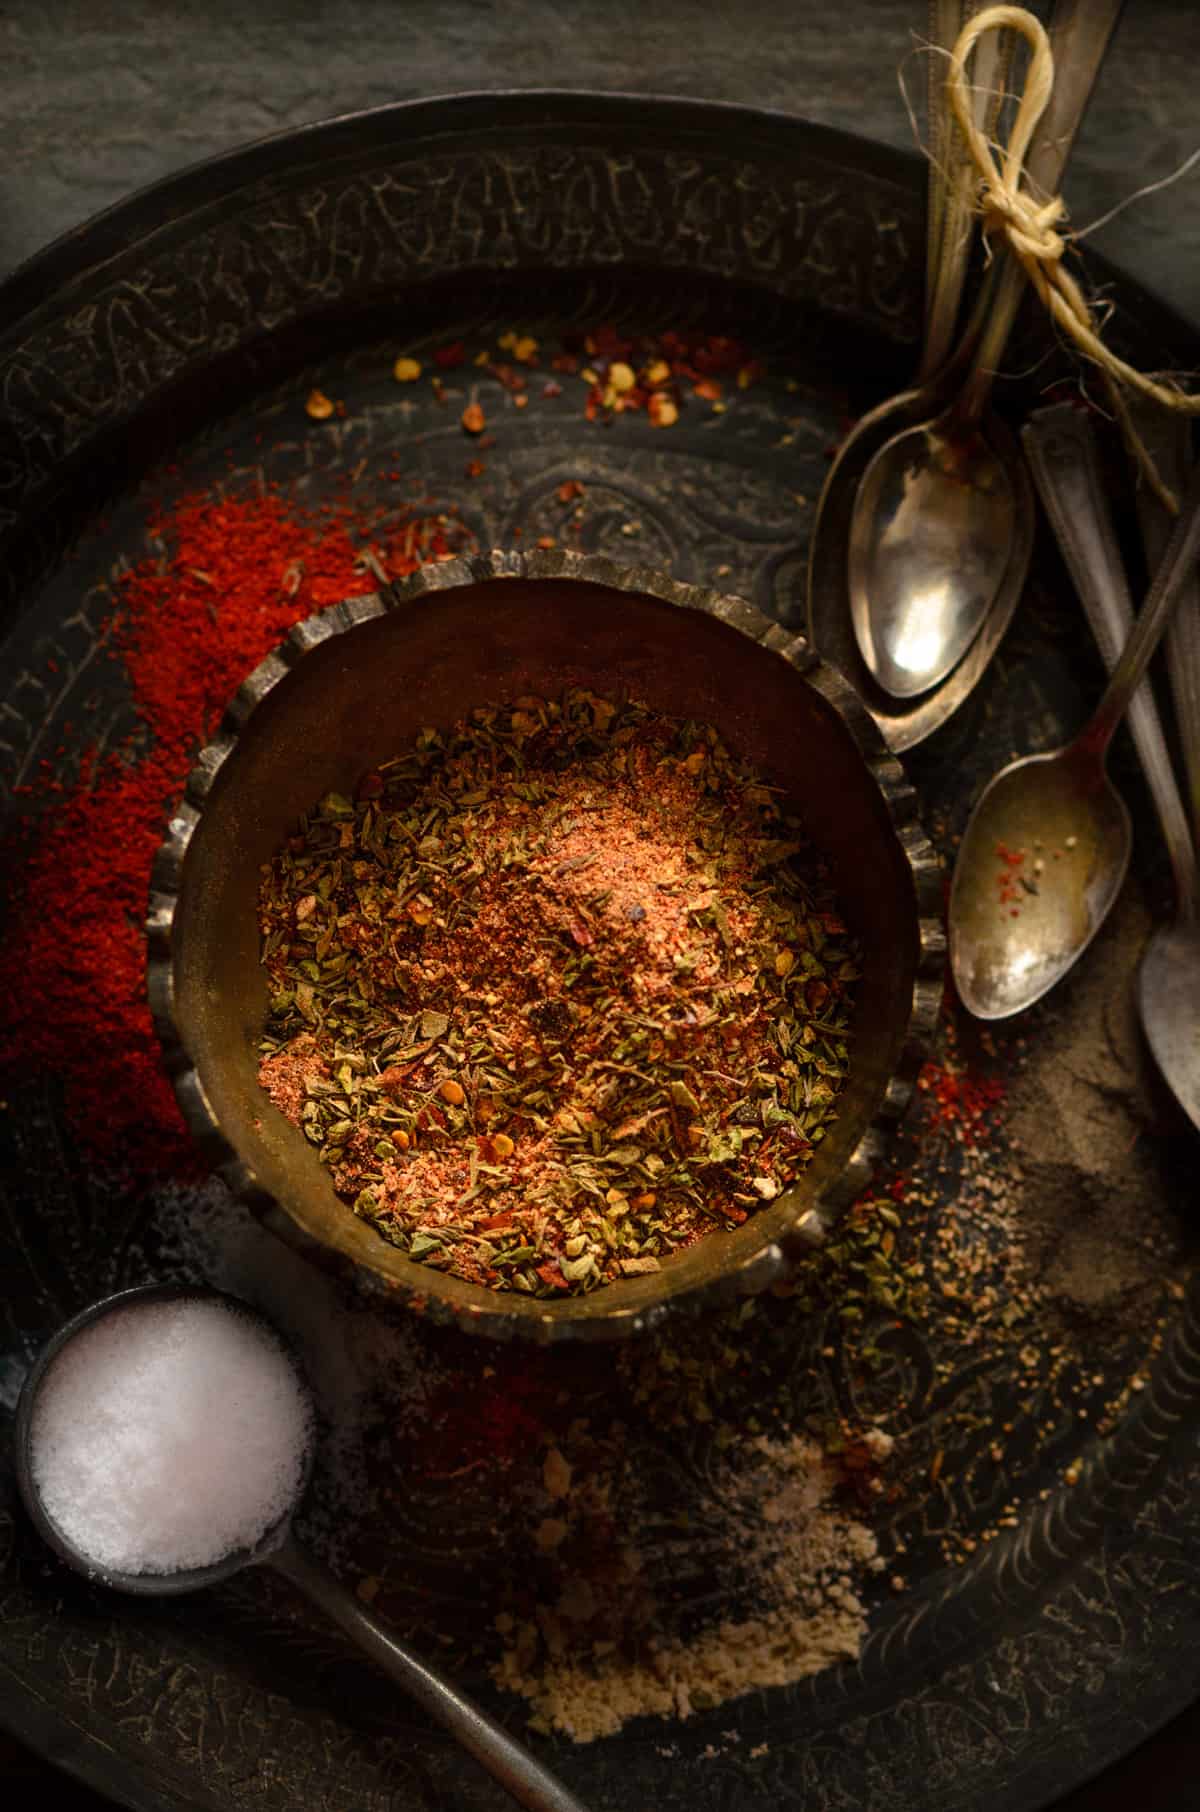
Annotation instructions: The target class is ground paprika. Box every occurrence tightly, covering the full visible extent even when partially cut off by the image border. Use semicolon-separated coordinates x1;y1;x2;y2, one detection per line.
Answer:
0;490;468;1178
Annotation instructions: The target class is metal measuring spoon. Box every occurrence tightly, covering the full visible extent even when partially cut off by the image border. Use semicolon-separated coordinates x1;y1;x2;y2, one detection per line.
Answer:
807;0;1122;747
1131;408;1200;1132
15;1284;590;1812
949;455;1200;1020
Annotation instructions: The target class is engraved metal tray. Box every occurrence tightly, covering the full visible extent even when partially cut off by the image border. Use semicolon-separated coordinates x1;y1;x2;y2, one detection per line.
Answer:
1;94;1198;1812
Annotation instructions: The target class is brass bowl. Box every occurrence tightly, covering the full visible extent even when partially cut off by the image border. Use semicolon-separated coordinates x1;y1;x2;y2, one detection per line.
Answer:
148;550;942;1341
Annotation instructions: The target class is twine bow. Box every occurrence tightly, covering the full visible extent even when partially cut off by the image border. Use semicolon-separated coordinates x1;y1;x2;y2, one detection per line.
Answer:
946;3;1199;514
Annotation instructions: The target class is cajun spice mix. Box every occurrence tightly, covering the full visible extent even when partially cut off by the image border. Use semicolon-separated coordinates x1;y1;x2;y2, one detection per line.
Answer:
257;690;859;1295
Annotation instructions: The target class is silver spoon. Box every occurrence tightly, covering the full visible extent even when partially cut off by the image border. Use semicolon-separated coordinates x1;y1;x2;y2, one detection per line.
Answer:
1130;407;1200;1132
1024;403;1200;1128
808;0;1122;748
949;451;1200;1020
15;1284;590;1812
848;280;1021;697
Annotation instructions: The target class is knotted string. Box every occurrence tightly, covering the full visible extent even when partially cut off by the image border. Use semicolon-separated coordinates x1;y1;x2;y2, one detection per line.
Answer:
946;3;1199;514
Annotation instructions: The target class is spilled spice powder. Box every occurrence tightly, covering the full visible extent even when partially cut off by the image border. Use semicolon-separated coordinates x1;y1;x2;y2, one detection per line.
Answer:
915;1055;1006;1146
490;1428;887;1742
0;491;470;1176
256;691;859;1295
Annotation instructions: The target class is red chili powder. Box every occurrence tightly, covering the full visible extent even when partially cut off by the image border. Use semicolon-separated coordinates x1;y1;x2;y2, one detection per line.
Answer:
0;491;468;1178
916;1059;1006;1146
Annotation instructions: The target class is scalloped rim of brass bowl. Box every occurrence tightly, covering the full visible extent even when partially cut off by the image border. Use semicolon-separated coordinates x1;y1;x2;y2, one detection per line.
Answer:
147;548;943;1343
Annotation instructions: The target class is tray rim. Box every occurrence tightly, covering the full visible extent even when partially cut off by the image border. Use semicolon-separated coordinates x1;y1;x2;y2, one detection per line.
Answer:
2;84;1199;1812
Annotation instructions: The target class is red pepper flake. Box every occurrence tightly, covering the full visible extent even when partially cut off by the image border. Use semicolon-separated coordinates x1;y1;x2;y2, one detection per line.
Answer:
994;839;1028;907
478;1211;515;1233
556;480;584;504
410;1357;554;1476
488;362;527;395
0;489;475;1178
916;1059;1005;1146
461;402;486;435
433;341;468;369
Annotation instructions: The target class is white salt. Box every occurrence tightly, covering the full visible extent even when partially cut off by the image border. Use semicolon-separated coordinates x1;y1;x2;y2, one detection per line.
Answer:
30;1297;314;1576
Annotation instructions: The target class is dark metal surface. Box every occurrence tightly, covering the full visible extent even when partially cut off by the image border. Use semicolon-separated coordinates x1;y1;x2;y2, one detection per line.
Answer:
0;90;1198;1812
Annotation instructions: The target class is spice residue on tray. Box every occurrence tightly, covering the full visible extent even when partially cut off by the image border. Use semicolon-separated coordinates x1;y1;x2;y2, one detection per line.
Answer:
383;325;756;438
257;692;859;1294
492;1427;885;1742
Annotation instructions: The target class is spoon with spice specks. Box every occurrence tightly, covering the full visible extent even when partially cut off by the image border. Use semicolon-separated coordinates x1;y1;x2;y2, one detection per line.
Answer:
16;1284;591;1812
949;452;1200;1020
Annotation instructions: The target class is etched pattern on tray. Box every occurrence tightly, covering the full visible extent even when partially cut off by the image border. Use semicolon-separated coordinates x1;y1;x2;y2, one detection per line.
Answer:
0;134;921;569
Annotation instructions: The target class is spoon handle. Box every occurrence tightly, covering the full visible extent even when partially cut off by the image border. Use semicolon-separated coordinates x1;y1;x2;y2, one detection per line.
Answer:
1023;403;1197;907
268;1539;591;1812
921;1;1011;382
1085;457;1200;759
1131;404;1200;903
923;0;959;356
953;0;1125;423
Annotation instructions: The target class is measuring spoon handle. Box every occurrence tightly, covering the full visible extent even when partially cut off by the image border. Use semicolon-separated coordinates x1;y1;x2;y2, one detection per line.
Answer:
1087;457;1200;757
1023;403;1197;905
269;1538;591;1812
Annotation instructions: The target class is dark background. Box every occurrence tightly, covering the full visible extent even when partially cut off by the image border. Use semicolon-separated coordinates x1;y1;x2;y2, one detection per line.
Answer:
4;0;1200;1805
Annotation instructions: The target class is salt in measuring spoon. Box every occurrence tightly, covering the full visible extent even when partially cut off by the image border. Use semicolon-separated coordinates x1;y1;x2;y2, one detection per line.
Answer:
15;1283;590;1812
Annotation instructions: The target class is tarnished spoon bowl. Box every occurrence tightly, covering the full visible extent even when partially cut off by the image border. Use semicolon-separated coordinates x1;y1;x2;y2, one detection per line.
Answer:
949;743;1131;1020
808;391;1034;752
848;416;1017;699
950;452;1200;1023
